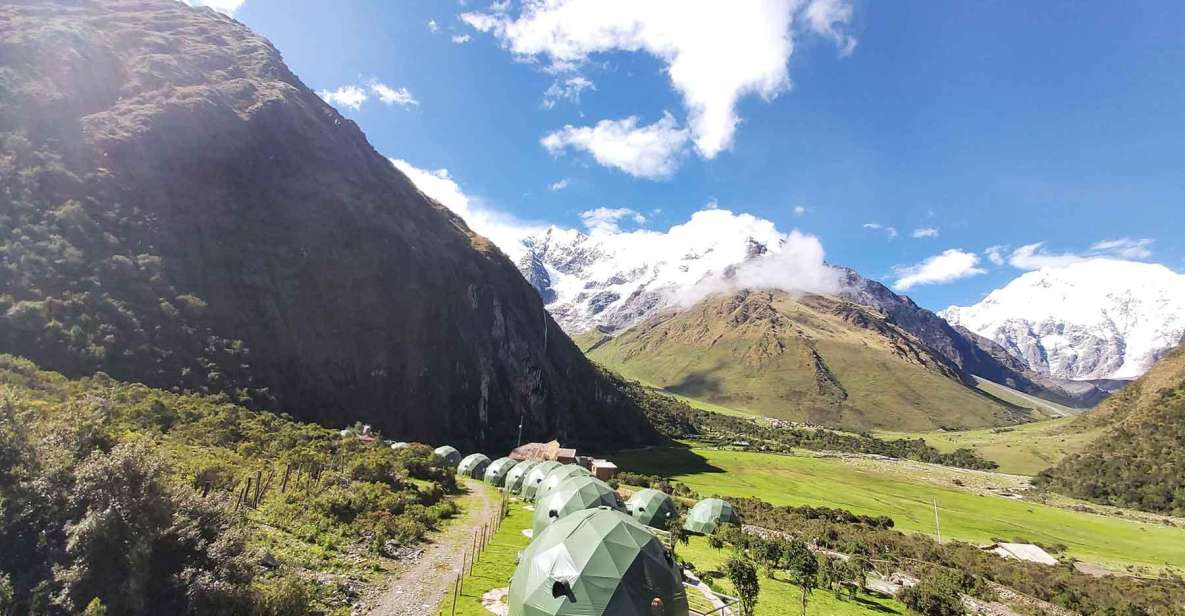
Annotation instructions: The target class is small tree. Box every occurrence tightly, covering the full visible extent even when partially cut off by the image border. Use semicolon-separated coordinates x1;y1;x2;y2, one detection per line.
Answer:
723;557;759;616
781;541;818;616
898;572;965;616
0;573;13;616
752;538;781;578
82;598;107;616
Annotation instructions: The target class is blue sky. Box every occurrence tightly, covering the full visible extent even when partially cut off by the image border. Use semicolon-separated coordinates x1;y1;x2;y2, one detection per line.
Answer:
208;0;1185;311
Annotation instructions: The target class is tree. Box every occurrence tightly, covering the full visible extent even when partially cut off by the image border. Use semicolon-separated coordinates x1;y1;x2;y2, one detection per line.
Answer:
723;557;759;616
752;538;781;578
899;572;965;616
781;540;818;616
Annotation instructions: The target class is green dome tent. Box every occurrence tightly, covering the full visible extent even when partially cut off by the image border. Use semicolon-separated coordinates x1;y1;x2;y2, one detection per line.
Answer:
458;453;491;479
506;460;542;494
520;461;564;500
433;445;462;467
534;464;592;503
625;489;678;531
532;476;624;535
682;498;740;535
509;507;689;616
483;456;520;487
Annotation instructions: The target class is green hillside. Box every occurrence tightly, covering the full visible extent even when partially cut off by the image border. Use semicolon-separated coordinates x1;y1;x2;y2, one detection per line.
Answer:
1037;343;1185;515
0;355;461;614
585;290;1035;432
615;445;1185;572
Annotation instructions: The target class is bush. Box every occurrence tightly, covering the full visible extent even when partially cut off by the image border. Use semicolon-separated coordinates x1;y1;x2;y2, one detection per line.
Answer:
253;576;314;616
899;572;965;616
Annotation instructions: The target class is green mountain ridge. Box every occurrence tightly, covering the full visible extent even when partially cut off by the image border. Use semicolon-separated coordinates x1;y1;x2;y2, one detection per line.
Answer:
582;289;1040;432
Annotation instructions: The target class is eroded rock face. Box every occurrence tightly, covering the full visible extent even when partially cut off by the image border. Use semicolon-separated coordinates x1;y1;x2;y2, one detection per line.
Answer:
0;0;657;449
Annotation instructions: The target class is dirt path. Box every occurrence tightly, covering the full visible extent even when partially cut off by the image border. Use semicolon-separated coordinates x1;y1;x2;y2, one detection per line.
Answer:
368;479;499;616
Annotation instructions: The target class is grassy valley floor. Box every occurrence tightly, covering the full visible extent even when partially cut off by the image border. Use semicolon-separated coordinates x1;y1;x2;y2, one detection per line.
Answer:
613;445;1185;573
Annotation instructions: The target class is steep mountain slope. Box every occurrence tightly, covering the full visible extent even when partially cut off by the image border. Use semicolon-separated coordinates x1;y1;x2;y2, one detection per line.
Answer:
514;225;1105;408
0;0;661;449
1036;342;1185;515
582;289;1035;431
942;259;1185;381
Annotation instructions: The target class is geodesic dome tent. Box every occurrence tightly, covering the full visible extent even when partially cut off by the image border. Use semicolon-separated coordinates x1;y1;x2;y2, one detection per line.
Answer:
625;489;678;531
534;464;593;503
434;445;462;467
458;453;491;478
484;456;520;487
520;461;564;500
509;507;689;616
682;498;739;535
507;460;542;493
533;476;625;535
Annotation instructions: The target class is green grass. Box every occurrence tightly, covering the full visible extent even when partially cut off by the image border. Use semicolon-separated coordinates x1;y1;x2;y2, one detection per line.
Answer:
876;417;1104;476
615;446;1185;571
438;494;902;616
679;535;906;616
437;494;532;616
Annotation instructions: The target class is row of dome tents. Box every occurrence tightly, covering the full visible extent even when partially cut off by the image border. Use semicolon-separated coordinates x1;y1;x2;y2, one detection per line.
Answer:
431;446;740;615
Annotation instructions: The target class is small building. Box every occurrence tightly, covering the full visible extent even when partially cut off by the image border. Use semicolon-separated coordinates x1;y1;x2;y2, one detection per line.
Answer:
510;440;577;463
981;542;1059;566
590;459;618;480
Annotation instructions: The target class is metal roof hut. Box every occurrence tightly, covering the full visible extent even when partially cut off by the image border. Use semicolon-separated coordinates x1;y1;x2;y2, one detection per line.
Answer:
682;498;740;535
520;461;564;500
484;456;521;487
532;476;625;535
534;464;592;503
507;460;542;494
434;445;462;467
458;453;492;479
625;489;678;531
509;507;689;616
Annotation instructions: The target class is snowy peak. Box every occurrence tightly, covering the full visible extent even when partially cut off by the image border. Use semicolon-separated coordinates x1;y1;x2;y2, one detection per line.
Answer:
940;259;1185;380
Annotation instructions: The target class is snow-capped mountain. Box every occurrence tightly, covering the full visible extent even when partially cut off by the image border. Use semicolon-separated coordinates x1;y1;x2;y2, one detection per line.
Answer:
513;209;838;333
940;259;1185;380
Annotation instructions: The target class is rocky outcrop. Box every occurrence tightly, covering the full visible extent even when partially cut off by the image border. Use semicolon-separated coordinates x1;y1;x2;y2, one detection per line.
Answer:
0;0;659;449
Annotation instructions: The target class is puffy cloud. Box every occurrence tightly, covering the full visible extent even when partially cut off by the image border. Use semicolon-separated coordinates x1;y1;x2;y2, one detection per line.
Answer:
389;159;547;253
451;34;472;44
984;245;1007;266
183;0;245;15
316;85;368;111
793;206;807;216
893;249;987;291
912;227;939;239
549;179;570;191
427;19;440;33
1008;238;1156;270
541;113;690;180
543;76;596;109
580;207;646;234
462;0;856;159
369;82;419;106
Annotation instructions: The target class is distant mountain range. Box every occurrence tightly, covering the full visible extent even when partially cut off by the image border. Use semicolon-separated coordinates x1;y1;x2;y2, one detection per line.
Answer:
0;0;669;450
941;259;1185;381
513;224;1110;414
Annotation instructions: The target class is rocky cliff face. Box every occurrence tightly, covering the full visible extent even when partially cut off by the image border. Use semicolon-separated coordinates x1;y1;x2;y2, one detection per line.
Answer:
0;0;659;449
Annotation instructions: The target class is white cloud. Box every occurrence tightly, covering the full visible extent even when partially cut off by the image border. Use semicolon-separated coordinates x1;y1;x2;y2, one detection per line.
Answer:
893;249;987;291
390;159;547;252
863;223;897;239
912;227;939;239
452;34;473;44
316;85;368;111
984;245;1007;266
1089;237;1154;259
462;0;856;159
541;113;690;180
1008;238;1157;270
369;82;419;107
579;207;646;234
793;206;807;216
549;179;570;191
543;76;596;109
427;19;440;33
184;0;245;15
